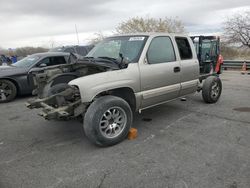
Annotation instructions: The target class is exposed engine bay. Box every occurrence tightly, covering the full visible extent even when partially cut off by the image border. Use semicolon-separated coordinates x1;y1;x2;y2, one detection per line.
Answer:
30;57;127;98
26;56;129;120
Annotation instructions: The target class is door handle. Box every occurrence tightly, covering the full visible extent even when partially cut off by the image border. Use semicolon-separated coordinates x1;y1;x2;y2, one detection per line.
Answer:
174;66;181;73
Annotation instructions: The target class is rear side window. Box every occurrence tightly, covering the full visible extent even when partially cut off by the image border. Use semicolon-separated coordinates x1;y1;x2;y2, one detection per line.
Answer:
147;36;176;64
175;37;192;60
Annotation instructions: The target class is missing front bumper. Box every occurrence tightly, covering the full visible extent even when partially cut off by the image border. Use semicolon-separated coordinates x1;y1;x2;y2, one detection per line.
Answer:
26;87;86;120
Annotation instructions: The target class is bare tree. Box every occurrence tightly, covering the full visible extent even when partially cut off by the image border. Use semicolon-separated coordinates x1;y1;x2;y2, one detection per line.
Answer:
116;16;185;34
49;38;56;48
220;42;250;60
224;11;250;48
89;32;106;45
15;47;48;57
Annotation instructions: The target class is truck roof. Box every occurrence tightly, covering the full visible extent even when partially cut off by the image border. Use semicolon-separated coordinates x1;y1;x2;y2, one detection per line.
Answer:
109;32;189;38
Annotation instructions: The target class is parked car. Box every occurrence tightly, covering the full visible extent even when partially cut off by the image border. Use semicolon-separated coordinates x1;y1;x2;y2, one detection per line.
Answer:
27;33;222;147
0;52;72;103
49;45;94;56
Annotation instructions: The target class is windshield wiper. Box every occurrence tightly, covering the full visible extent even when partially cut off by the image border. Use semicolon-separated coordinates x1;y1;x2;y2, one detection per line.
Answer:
83;56;95;60
84;56;117;65
97;56;120;66
97;56;129;69
97;56;118;62
82;56;96;63
119;53;129;68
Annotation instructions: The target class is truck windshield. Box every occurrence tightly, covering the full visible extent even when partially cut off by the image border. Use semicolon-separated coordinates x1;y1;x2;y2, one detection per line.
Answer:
86;36;148;63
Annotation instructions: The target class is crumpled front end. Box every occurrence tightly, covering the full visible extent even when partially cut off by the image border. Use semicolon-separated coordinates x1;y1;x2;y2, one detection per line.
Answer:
28;64;72;98
26;85;86;120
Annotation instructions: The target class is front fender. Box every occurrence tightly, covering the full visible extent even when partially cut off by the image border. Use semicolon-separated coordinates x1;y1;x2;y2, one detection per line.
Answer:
68;63;140;103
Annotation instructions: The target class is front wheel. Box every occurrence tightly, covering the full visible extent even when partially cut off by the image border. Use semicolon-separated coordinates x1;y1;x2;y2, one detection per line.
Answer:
0;79;17;103
202;76;222;103
84;96;133;147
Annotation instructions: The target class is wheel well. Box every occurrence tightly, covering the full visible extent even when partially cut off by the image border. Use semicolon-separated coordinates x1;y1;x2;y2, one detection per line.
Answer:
97;87;136;112
0;78;20;94
51;74;78;86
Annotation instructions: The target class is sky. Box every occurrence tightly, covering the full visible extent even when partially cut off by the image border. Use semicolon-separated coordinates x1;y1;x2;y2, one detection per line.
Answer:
0;0;250;49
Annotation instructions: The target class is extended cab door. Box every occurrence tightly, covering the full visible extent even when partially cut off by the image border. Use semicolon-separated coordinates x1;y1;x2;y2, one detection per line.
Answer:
175;37;199;96
140;36;181;108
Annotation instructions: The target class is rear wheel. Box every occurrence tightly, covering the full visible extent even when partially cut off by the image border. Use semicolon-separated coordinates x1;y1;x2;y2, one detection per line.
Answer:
0;79;17;103
84;96;133;147
202;76;222;103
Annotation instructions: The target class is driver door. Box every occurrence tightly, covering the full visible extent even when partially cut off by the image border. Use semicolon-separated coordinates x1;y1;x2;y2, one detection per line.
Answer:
140;36;181;108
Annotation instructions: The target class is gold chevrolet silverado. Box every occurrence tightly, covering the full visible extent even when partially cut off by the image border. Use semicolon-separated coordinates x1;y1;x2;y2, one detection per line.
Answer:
26;33;222;146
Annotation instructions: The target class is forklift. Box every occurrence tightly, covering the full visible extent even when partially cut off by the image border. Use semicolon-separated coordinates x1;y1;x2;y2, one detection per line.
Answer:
191;36;223;75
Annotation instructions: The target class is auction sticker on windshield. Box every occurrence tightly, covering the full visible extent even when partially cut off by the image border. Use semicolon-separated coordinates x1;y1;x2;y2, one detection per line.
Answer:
129;37;145;41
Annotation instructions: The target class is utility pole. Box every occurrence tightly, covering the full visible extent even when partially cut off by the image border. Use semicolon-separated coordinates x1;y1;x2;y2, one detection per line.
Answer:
75;24;80;45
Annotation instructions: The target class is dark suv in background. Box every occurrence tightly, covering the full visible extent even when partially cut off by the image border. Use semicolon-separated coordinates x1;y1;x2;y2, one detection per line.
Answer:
49;45;94;56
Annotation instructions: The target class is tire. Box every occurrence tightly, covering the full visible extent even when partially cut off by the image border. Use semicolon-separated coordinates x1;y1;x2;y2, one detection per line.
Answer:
84;95;133;147
0;79;17;103
202;76;222;103
44;83;70;97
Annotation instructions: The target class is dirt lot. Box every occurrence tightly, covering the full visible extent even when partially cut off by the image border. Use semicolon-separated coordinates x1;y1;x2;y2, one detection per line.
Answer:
0;71;250;188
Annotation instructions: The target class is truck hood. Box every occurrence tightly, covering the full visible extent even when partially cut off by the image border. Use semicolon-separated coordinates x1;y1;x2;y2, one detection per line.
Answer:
0;65;28;77
68;63;140;103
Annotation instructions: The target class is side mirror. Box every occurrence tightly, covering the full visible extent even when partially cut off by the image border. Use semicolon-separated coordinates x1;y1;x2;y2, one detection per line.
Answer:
39;63;47;68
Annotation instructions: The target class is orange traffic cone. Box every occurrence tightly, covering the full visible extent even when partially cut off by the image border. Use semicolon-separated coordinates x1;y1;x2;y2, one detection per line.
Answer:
128;128;138;140
241;62;247;74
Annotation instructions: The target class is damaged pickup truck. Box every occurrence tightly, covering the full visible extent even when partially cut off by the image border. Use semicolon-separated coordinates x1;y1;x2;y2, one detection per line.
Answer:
26;33;222;146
